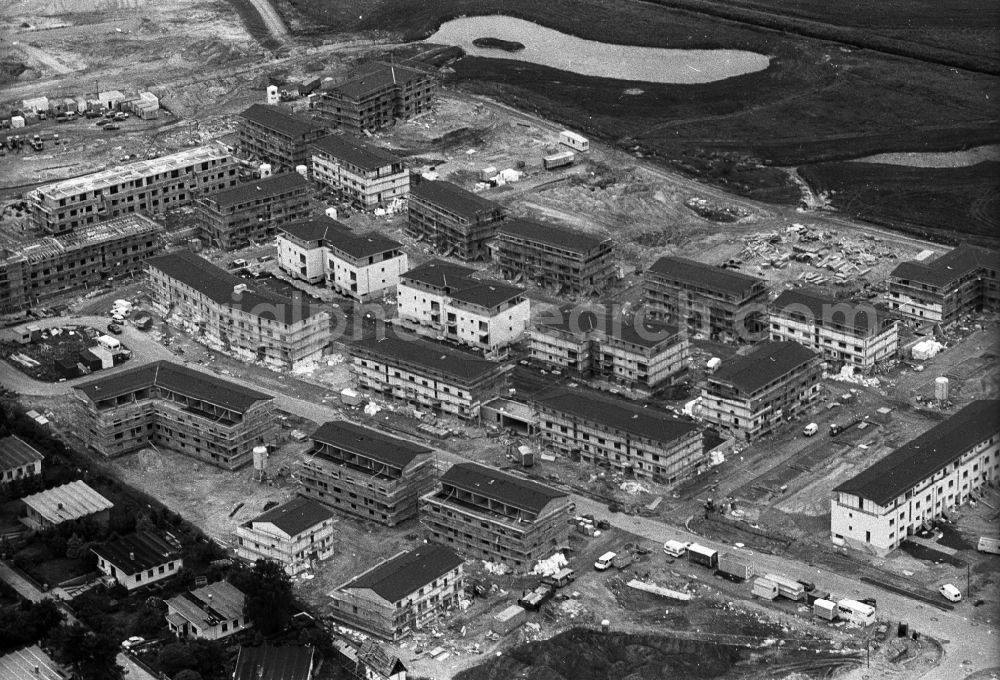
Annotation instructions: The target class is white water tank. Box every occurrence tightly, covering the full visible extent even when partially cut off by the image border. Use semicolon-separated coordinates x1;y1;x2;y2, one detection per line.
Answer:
266;85;279;105
935;376;950;401
252;445;268;472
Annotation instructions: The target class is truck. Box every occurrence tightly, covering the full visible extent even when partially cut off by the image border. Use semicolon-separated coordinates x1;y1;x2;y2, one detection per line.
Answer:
543;150;574;170
763;573;806;601
716;553;755;582
612;553;634;570
686;543;719;569
977;537;1000;555
751;576;779;600
517;584;555;611
829;418;862;436
594;551;616;571
542;568;576;589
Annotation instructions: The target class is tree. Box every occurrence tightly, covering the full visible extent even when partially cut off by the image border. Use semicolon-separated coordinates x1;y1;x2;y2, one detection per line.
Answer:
156;642;197;677
230;560;293;636
0;598;65;653
49;623;122;680
66;533;85;559
173;671;203;680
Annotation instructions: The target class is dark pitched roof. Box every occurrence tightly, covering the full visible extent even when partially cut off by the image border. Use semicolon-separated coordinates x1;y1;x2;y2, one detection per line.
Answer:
278;216;352;243
402;259;523;307
91;531;179;575
311;135;401;171
327;232;402;259
890;243;996;288
647;256;765;297
74;360;272;413
331;62;431;99
239;104;324;139
834;400;1000;506
536;306;679;348
533;388;699;443
771;289;891;338
440;462;566;514
709;341;818;395
233;644;314;680
410;180;501;218
248;496;333;537
310;420;432;468
497;219;608;253
146;250;325;324
349;335;506;383
206;173;310;209
0;436;44;470
340;543;463;603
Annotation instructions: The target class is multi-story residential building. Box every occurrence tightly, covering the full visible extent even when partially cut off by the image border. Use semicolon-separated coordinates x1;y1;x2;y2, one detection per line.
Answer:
72;360;276;469
233;645;314;680
329;543;463;640
165;581;248;641
407;180;505;261
831;400;1000;556
349;335;512;419
27;144;237;234
310;135;409;209
701;341;821;441
770;289;898;371
421;463;572;570
300;420;436;526
146;251;331;369
396;259;529;356
326;232;408;302
277;217;353;284
316;62;437;135
237;104;329;171
195;173;312;250
0;215;163;313
20;481;113;532
0;436;43;482
643;256;769;342
528;306;689;391
491;219;616;296
234;496;335;575
888;244;999;324
92;531;182;591
533;388;703;483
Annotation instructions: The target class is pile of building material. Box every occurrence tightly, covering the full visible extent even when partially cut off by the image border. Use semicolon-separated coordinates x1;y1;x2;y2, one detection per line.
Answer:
626;579;692;601
531;553;568;577
912;339;945;360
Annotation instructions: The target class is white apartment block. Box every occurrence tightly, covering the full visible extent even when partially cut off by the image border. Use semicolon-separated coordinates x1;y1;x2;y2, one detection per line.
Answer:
327;234;408;301
311;135;409;208
831;400;1000;556
396;259;529;356
277;218;350;284
234;497;335;576
770;289;898;371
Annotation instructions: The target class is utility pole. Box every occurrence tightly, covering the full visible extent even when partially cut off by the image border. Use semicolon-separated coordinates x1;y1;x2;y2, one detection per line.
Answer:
967;562;971;600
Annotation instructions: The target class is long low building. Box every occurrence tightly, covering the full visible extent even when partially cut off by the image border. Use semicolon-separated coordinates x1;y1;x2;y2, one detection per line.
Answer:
299;421;436;526
146;250;331;369
0;436;44;482
27;144;237;235
770;289;898;371
73;360;276;469
888;244;999;324
0;214;164;314
328;543;463;640
92;531;182;591
421;463;572;570
349;335;512;419
21;480;113;531
831;400;1000;556
533;388;704;483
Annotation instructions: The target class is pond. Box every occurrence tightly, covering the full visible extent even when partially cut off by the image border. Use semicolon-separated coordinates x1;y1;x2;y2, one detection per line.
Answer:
425;15;770;84
849;144;1000;168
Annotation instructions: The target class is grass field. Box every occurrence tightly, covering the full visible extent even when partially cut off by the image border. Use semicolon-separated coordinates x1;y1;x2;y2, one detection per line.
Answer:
282;0;1000;238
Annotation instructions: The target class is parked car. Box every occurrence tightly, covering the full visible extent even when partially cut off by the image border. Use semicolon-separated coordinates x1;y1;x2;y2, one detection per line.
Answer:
939;583;962;602
121;636;145;650
107;323;123;335
803;423;819;437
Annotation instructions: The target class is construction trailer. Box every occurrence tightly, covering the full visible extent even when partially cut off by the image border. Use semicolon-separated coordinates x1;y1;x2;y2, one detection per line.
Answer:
978;537;1000;555
813;598;838;621
751;576;779;600
491;605;527;635
716;553;754;582
559;130;589;152
763;573;806;601
543;150;574;171
686;543;719;569
836;599;876;626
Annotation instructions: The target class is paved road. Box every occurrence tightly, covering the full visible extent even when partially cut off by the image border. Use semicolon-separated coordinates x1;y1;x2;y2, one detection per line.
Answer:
2;317;997;679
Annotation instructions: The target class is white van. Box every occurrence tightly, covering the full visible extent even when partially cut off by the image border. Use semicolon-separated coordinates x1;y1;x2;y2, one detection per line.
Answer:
663;540;690;558
803;423;819;437
594;551;616;571
939;583;962;602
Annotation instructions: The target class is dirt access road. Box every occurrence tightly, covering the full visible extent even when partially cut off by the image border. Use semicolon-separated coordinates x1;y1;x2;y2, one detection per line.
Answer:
2;316;997;680
244;0;291;44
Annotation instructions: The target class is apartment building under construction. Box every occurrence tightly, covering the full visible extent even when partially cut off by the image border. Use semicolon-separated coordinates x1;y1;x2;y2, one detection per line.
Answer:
407;180;506;261
0;214;163;314
27;144;237;234
420;463;572;570
236;104;329;171
195;173;312;250
316;62;438;135
72;360;276;469
299;420;437;526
